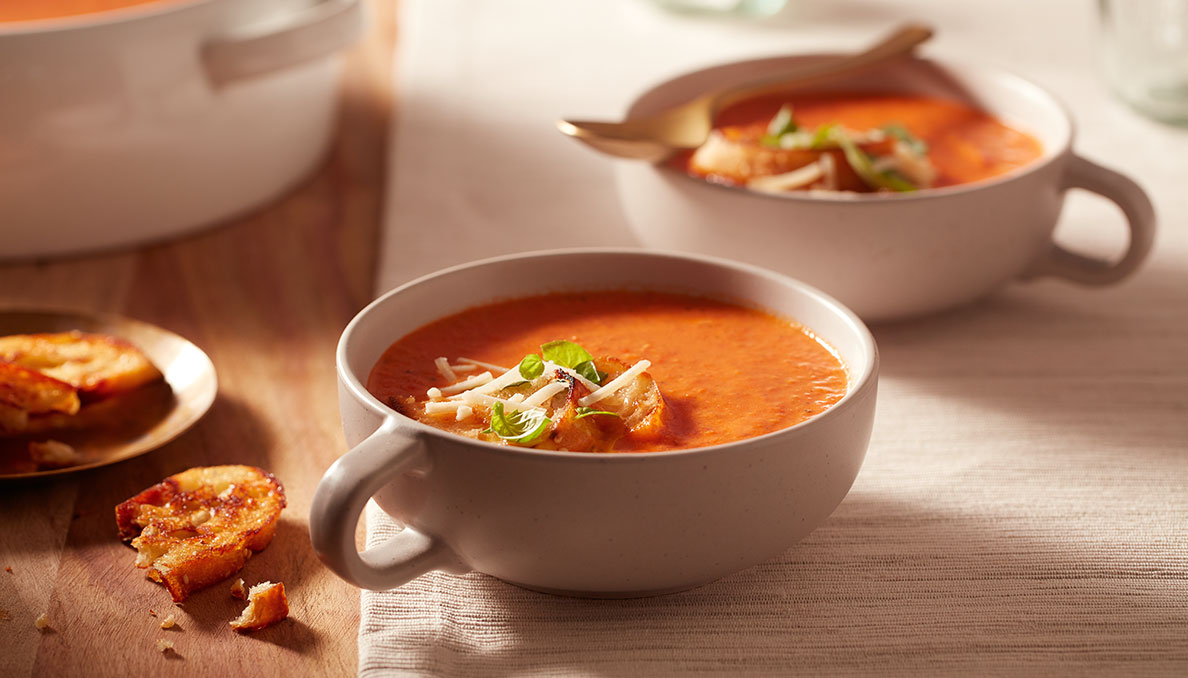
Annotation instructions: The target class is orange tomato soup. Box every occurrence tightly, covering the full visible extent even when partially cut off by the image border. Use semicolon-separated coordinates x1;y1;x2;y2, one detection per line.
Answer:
0;0;167;22
367;291;848;452
683;92;1043;190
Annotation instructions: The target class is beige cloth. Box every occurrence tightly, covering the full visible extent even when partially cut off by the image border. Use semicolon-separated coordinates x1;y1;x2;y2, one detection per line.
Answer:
366;0;1188;674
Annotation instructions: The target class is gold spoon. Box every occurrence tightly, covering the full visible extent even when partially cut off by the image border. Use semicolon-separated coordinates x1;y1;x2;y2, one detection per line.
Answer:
0;309;217;480
556;23;934;162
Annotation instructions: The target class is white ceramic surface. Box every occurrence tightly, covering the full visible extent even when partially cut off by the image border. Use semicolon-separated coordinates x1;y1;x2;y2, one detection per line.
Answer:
615;56;1156;322
310;249;879;597
0;0;362;259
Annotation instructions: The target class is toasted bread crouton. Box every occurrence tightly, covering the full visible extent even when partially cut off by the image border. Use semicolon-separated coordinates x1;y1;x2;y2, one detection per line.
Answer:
0;331;162;399
0;363;80;419
115;465;286;602
230;581;288;632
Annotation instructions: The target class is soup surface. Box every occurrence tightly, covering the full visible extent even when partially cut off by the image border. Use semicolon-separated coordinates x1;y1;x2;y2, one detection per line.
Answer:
367;291;848;453
678;92;1043;194
0;0;167;22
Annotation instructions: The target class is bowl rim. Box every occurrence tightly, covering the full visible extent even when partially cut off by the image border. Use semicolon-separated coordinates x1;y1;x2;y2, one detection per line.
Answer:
336;247;879;463
0;0;212;36
626;53;1076;204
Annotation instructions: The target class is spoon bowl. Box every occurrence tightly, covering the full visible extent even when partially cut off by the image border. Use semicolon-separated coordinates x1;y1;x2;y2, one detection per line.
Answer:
0;309;217;479
557;23;934;162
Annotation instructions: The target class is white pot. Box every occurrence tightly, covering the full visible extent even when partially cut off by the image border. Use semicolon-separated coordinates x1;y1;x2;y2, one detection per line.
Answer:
0;0;363;259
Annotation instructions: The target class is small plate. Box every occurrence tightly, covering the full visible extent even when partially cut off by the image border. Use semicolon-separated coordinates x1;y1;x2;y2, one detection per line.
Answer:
0;309;217;480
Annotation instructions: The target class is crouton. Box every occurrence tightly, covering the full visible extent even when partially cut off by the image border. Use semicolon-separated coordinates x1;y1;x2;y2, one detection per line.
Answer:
115;465;286;602
230;581;288;632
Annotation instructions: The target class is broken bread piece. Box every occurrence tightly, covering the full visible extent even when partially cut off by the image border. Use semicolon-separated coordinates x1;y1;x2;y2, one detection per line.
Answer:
115;465;286;602
0;331;162;399
230;581;288;632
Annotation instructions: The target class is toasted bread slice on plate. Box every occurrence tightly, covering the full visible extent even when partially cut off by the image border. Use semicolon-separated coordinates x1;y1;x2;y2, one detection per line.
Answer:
0;362;80;420
115;465;286;602
0;331;162;399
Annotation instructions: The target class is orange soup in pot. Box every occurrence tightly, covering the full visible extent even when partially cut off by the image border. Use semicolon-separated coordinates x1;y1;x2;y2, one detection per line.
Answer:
0;0;168;22
679;92;1043;194
367;290;849;453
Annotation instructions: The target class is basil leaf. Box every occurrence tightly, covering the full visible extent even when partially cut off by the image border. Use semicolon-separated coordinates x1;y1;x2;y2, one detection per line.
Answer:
835;131;917;193
573;359;606;385
881;123;928;155
766;104;797;137
485;402;550;444
810;124;837;150
518;353;544;380
540;340;593;369
574;406;620;420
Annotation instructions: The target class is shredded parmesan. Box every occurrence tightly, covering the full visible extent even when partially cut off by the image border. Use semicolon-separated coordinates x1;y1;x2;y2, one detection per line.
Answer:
455;405;473;421
424;401;464;415
747;163;824;193
579;360;651;406
521;381;569;408
427;387;443;400
456;357;508;372
819;153;838;191
459;390;533;413
472;367;530;395
506;393;525;404
436;371;493;396
450;364;477;373
434;357;457;382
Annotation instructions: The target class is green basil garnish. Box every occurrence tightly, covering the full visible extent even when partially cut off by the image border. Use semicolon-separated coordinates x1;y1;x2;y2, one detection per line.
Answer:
573;359;606;385
810;124;837;150
518;353;544;380
485;402;550;444
836;131;917;193
574;406;620;420
540;340;593;369
881;123;928;155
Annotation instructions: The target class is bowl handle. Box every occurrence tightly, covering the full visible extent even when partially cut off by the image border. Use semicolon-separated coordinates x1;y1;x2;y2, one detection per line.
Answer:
310;417;467;590
1022;154;1156;285
202;0;364;87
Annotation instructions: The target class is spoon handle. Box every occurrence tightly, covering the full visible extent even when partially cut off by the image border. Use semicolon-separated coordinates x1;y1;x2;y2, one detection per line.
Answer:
713;23;934;113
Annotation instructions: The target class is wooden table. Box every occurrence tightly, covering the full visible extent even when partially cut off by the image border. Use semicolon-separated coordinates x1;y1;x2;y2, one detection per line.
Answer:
0;2;394;674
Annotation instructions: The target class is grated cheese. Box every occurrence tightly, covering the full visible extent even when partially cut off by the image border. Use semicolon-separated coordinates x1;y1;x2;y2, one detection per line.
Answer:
434;357;457;382
424;401;464;415
455;405;473;422
456;357;509;372
450;364;477;373
427;387;443;400
579;360;651;407
747;163;823;193
436;371;493;396
521;381;569;408
471;366;529;395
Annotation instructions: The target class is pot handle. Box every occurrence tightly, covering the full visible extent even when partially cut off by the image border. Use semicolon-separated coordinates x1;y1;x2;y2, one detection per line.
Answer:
203;0;364;87
1022;154;1156;285
310;417;467;590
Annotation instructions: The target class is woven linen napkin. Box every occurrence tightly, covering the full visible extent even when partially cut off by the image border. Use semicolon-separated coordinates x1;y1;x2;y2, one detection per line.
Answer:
364;1;1188;674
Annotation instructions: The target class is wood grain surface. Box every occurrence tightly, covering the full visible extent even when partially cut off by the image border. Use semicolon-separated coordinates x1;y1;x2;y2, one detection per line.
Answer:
0;1;395;675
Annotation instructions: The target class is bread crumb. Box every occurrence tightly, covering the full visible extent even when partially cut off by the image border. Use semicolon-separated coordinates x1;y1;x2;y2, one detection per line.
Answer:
0;607;11;621
230;578;246;600
148;609;157;617
230;581;288;632
4;566;11;573
34;613;51;630
160;614;177;629
29;440;81;468
156;638;174;653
